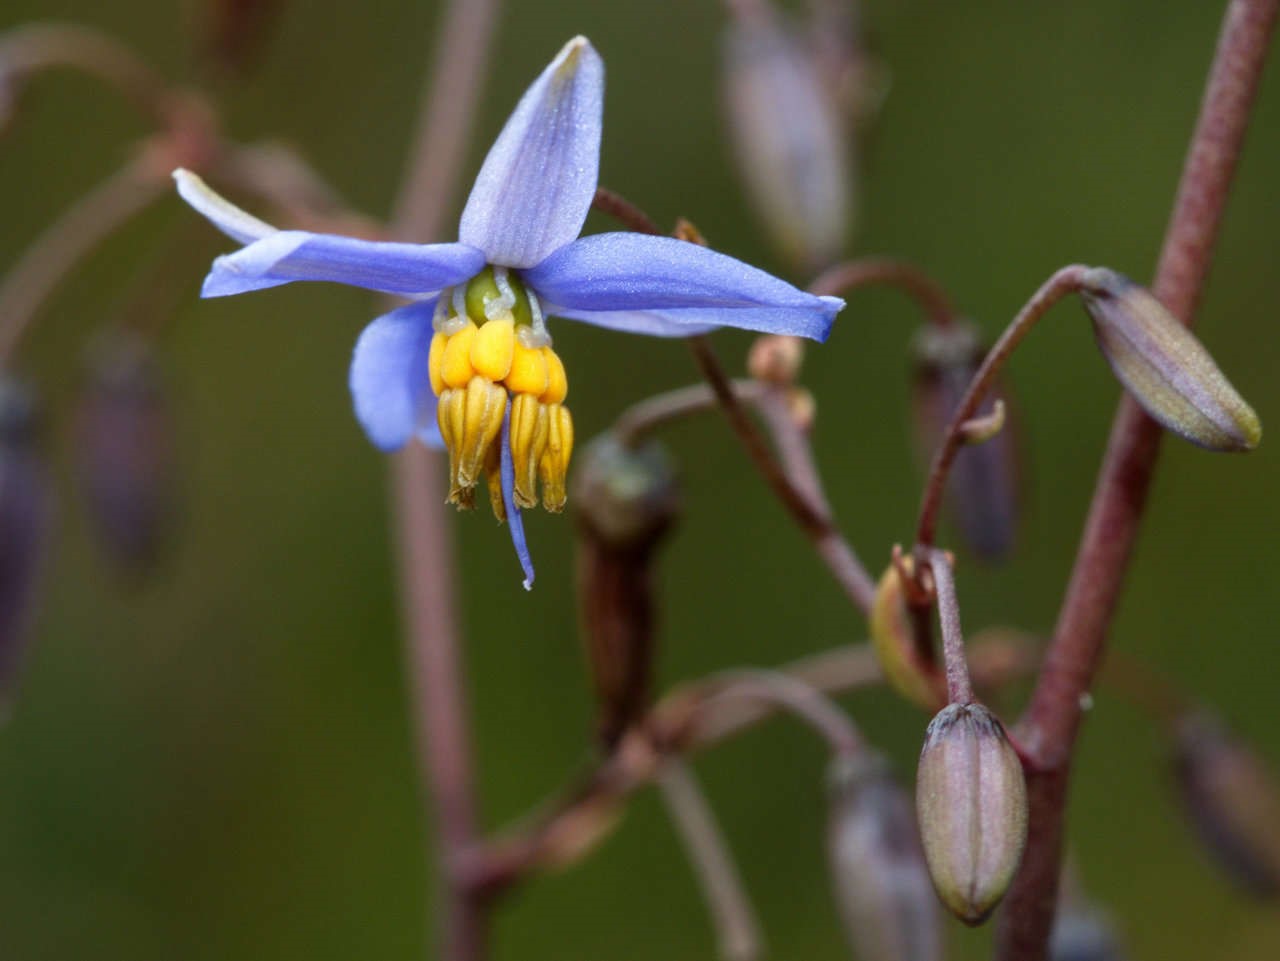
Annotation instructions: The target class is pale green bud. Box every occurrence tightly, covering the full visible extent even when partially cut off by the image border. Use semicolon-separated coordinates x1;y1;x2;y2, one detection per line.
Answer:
916;703;1028;925
1080;268;1260;452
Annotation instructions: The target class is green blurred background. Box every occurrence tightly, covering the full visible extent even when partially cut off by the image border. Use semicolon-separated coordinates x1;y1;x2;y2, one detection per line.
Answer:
2;0;1278;958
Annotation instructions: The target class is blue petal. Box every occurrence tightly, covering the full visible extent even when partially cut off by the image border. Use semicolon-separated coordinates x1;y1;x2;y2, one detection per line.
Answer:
201;232;486;298
499;411;535;590
458;37;604;268
348;300;443;451
173;169;275;244
525;233;843;340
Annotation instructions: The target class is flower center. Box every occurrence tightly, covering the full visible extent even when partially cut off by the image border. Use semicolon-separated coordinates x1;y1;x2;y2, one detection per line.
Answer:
428;266;573;518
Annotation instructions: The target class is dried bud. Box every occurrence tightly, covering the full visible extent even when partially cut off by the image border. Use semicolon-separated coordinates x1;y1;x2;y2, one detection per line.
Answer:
916;702;1028;924
572;435;681;747
1079;268;1261;452
722;3;852;271
828;753;944;961
0;378;52;713
870;555;945;711
75;332;178;576
203;0;281;74
912;322;1020;561
1171;710;1280;896
747;333;805;386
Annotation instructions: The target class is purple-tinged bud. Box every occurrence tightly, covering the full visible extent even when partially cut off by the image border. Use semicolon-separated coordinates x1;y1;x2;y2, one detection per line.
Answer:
916;702;1028;925
1171;710;1280;897
870;555;945;711
75;332;177;576
912;322;1020;561
1049;904;1125;961
1079;269;1260;452
721;3;852;272
572;435;681;748
0;378;52;713
828;753;944;961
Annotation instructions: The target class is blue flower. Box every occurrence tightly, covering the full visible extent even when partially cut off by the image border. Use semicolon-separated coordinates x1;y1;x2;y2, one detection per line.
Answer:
174;36;843;589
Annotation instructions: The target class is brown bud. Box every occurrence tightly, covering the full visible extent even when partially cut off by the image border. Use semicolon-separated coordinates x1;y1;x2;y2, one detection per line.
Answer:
721;2;852;272
0;378;52;714
916;703;1028;924
747;334;805;386
1171;711;1280;897
828;753;944;961
912;322;1020;561
572;435;680;748
75;332;177;576
203;0;281;74
870;555;945;711
1079;268;1261;452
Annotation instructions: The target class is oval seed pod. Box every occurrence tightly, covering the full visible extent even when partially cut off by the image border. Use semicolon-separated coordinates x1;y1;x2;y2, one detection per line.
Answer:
916;702;1028;925
75;332;178;576
1079;268;1260;452
572;435;680;748
828;752;944;961
721;2;852;272
0;378;52;714
870;555;945;711
912;322;1020;561
1171;710;1280;897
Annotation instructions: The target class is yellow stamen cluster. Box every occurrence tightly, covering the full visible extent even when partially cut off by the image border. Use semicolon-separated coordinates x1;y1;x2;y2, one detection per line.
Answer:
428;267;573;518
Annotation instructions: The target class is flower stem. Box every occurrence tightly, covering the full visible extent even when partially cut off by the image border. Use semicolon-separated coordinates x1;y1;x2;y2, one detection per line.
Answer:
996;3;1279;958
385;1;499;959
0;22;175;126
925;550;973;705
657;761;764;961
808;257;958;327
913;265;1090;548
0;157;167;366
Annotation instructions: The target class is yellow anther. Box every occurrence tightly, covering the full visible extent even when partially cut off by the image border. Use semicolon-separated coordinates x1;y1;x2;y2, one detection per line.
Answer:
539;403;574;512
470;316;515;382
540;346;568;405
428;331;447;396
484;443;506;522
506;340;550;397
509;394;550;510
436;387;466;505
441;321;479;389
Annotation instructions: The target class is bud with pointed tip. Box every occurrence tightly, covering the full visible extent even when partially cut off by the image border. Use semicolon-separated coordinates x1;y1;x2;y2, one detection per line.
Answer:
1079;268;1260;452
1171;710;1280;897
828;752;944;961
75;332;178;576
916;702;1028;924
0;378;52;714
912;322;1020;561
721;2;852;272
870;556;945;711
572;435;681;747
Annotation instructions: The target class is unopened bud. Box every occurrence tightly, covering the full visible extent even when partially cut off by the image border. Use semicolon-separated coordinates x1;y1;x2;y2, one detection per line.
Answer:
912;323;1020;561
0;378;52;713
747;334;805;385
572;435;681;747
1080;268;1260;452
828;753;944;961
870;555;945;711
1049;904;1125;961
203;0;281;74
722;3;852;271
916;702;1028;924
75;332;177;576
1171;710;1280;896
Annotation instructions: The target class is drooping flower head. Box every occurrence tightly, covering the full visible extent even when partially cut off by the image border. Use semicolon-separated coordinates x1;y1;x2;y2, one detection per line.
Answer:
174;36;843;587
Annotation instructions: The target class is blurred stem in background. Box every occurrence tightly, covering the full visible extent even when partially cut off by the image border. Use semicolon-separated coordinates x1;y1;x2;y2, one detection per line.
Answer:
384;1;499;959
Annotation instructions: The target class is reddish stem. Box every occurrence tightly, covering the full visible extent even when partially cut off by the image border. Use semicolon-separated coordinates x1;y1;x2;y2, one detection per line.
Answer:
386;1;499;959
808;257;958;328
997;3;1279;958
